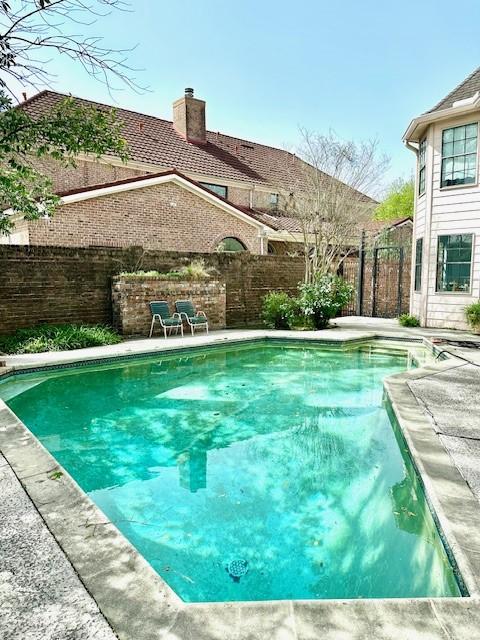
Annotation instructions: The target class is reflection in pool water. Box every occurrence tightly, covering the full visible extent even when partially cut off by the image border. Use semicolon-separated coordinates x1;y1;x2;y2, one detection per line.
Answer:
2;342;462;602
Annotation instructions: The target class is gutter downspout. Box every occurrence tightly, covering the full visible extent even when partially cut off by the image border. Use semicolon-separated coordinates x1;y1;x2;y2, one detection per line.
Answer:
421;126;435;329
404;131;433;328
258;226;269;255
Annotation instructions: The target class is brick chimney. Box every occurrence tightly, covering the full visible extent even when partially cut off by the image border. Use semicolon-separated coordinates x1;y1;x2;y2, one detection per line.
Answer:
173;88;206;144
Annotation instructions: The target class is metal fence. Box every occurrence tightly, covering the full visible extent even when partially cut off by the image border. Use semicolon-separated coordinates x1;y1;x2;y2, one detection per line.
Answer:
340;236;411;319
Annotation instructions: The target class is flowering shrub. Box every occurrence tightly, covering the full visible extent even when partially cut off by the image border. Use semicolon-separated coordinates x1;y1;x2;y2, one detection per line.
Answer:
298;275;353;329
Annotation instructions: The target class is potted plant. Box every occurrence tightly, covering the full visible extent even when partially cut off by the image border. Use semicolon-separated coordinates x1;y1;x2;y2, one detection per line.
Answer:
465;301;480;334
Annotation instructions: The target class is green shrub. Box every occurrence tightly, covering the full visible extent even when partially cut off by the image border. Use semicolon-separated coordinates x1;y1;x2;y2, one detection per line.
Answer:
0;324;122;355
465;301;480;329
298;275;353;329
262;292;296;329
398;314;420;328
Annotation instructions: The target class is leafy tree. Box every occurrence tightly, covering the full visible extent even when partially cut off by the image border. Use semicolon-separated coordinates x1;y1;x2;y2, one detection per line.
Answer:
0;0;142;234
375;178;414;222
0;92;128;233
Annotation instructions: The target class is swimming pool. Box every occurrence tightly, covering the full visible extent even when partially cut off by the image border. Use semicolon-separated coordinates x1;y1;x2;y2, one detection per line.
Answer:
0;341;462;602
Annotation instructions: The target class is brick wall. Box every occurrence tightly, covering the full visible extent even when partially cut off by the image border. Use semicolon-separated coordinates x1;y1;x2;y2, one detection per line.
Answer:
26;181;263;254
31;156;147;193
112;277;226;335
0;245;304;335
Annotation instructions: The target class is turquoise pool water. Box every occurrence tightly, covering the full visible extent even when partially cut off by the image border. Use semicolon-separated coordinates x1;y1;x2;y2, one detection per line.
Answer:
1;341;461;602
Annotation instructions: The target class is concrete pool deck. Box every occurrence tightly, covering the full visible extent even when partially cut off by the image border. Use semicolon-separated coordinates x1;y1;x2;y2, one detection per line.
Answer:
1;317;480;640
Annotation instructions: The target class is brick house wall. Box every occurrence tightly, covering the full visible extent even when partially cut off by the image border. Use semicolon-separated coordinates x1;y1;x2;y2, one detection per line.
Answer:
32;156;147;193
26;182;263;253
268;241;302;256
32;156;276;213
225;185;250;207
16;156;292;254
30;156;283;218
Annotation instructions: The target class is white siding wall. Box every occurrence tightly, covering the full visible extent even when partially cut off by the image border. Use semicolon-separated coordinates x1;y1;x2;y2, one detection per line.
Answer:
410;191;426;319
412;110;480;330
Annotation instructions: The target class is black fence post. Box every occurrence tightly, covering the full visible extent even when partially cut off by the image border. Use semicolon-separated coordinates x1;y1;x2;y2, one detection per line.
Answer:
371;247;378;318
397;247;404;316
356;230;365;316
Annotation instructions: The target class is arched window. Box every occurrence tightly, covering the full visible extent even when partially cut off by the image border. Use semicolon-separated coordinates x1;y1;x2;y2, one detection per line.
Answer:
216;237;247;252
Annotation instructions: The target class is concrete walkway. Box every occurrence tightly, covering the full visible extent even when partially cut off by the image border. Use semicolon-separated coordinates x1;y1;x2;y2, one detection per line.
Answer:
0;454;117;640
409;364;480;502
1;317;480;640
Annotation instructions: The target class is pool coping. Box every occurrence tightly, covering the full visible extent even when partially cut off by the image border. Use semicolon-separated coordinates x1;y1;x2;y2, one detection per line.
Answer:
2;332;480;639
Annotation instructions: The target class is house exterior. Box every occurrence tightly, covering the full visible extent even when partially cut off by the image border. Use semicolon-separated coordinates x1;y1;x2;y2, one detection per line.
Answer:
2;88;376;255
404;67;480;330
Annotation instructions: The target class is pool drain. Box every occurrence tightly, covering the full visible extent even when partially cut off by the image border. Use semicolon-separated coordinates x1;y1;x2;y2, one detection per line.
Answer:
226;559;249;583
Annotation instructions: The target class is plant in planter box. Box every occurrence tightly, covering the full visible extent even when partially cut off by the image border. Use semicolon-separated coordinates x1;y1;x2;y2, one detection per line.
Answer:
465;301;480;333
298;275;353;330
178;259;215;281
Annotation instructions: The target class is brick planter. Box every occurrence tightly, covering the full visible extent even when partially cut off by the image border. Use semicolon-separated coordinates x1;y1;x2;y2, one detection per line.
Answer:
112;276;226;336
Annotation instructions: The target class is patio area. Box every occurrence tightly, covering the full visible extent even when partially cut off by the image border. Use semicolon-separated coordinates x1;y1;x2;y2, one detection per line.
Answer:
1;317;480;640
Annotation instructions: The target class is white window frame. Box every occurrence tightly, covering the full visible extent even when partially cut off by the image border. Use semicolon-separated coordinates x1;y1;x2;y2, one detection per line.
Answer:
414;237;423;292
199;182;228;199
435;233;474;295
440;123;478;189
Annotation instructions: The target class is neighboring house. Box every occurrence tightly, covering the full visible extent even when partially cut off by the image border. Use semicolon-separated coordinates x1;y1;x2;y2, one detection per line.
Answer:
404;67;480;329
2;88;376;254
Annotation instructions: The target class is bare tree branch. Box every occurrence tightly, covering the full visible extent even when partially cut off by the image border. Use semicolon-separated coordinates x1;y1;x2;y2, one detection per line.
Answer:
0;0;147;99
278;129;389;282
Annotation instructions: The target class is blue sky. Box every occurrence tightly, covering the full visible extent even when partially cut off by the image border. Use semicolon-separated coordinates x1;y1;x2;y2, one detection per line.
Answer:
28;0;480;187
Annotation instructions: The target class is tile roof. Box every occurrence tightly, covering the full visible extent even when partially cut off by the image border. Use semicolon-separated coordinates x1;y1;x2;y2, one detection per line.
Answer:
427;67;480;113
19;90;312;187
19;90;380;237
20;91;376;200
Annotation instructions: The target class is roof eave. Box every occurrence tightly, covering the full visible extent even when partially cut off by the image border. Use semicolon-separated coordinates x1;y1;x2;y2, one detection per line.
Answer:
403;95;480;145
